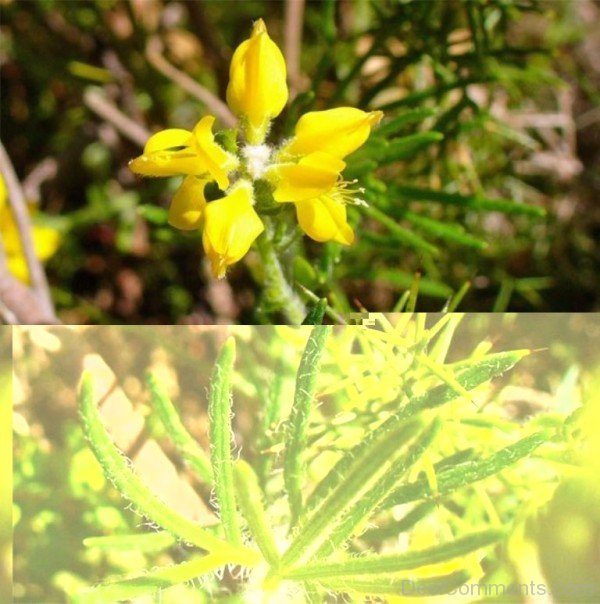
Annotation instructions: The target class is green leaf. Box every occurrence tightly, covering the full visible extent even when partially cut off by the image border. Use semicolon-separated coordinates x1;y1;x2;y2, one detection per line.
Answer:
285;529;503;580
370;269;454;299
284;326;332;525
374;107;438;138
314;569;471;597
77;373;251;561
146;373;213;484
74;554;230;603
234;460;279;566
378;132;444;164
302;299;327;325
209;337;242;546
361;205;439;255
384;430;551;509
362;501;437;543
281;420;421;568
314;419;442;558
392;184;546;217
303;349;529;520
396;210;487;249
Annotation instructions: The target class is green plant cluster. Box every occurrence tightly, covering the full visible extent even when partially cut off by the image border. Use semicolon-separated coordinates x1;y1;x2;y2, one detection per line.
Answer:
74;318;575;602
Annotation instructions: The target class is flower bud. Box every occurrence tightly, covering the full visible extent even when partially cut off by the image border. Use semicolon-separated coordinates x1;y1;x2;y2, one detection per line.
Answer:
226;19;288;143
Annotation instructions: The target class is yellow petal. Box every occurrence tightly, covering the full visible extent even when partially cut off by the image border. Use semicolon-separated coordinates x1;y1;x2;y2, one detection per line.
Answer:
285;108;383;159
143;128;194;154
130;127;202;177
295;195;354;245
32;225;62;261
168;176;208;230
226;18;288;141
7;255;29;283
202;182;264;278
192;116;237;191
272;152;346;202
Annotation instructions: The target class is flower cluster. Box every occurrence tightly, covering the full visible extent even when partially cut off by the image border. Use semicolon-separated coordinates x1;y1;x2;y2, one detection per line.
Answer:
130;19;382;278
0;176;61;283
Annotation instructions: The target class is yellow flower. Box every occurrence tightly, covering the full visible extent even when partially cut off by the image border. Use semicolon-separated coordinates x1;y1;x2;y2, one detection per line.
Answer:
269;108;383;245
202;181;264;279
283;107;384;160
226;18;288;144
167;176;209;230
129;116;237;190
130;19;383;279
0;176;61;284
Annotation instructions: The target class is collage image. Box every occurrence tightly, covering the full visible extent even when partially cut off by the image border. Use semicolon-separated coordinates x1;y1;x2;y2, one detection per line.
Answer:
2;1;600;603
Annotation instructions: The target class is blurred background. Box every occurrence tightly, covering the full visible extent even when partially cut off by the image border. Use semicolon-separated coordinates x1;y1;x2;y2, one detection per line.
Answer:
1;0;600;323
0;327;11;604
11;317;600;602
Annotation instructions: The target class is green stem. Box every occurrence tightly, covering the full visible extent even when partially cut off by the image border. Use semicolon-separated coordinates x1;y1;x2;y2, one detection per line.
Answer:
256;229;306;324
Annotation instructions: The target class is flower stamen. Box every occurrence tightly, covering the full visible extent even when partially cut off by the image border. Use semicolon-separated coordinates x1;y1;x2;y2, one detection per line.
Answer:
329;179;368;207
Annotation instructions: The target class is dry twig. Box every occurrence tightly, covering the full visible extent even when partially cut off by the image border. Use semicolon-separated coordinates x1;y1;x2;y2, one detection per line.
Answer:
284;0;306;99
0;141;58;323
83;88;150;147
146;37;237;128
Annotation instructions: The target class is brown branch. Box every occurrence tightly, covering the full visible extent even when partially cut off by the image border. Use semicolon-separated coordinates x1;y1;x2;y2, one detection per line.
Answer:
182;0;231;99
0;141;58;323
284;0;306;100
83;88;150;147
146;37;237;128
22;158;58;203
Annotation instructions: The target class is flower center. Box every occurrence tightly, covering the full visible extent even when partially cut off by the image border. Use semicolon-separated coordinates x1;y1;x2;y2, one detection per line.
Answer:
330;179;367;206
242;144;272;180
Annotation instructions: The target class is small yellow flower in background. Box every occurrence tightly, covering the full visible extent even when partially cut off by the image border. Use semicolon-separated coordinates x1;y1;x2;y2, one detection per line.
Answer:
130;18;383;279
0;176;61;284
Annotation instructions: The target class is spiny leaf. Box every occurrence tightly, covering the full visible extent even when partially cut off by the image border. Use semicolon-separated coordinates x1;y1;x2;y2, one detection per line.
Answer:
147;373;213;484
209;337;242;546
234;460;280;566
369;268;454;299
314;569;470;597
74;553;231;603
284;326;332;526
362;501;437;544
378;132;444;164
285;529;503;580
361;204;440;255
396;210;487;249
314;419;442;559
383;430;552;509
301;298;327;325
374;107;438;137
281;420;421;568
392;184;546;217
302;349;528;519
77;373;253;562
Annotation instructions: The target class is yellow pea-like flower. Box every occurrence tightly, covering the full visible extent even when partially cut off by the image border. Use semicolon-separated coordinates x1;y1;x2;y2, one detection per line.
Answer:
226;19;288;143
270;152;354;245
267;108;383;246
129;116;237;190
283;107;383;160
130;16;383;279
202;181;265;279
